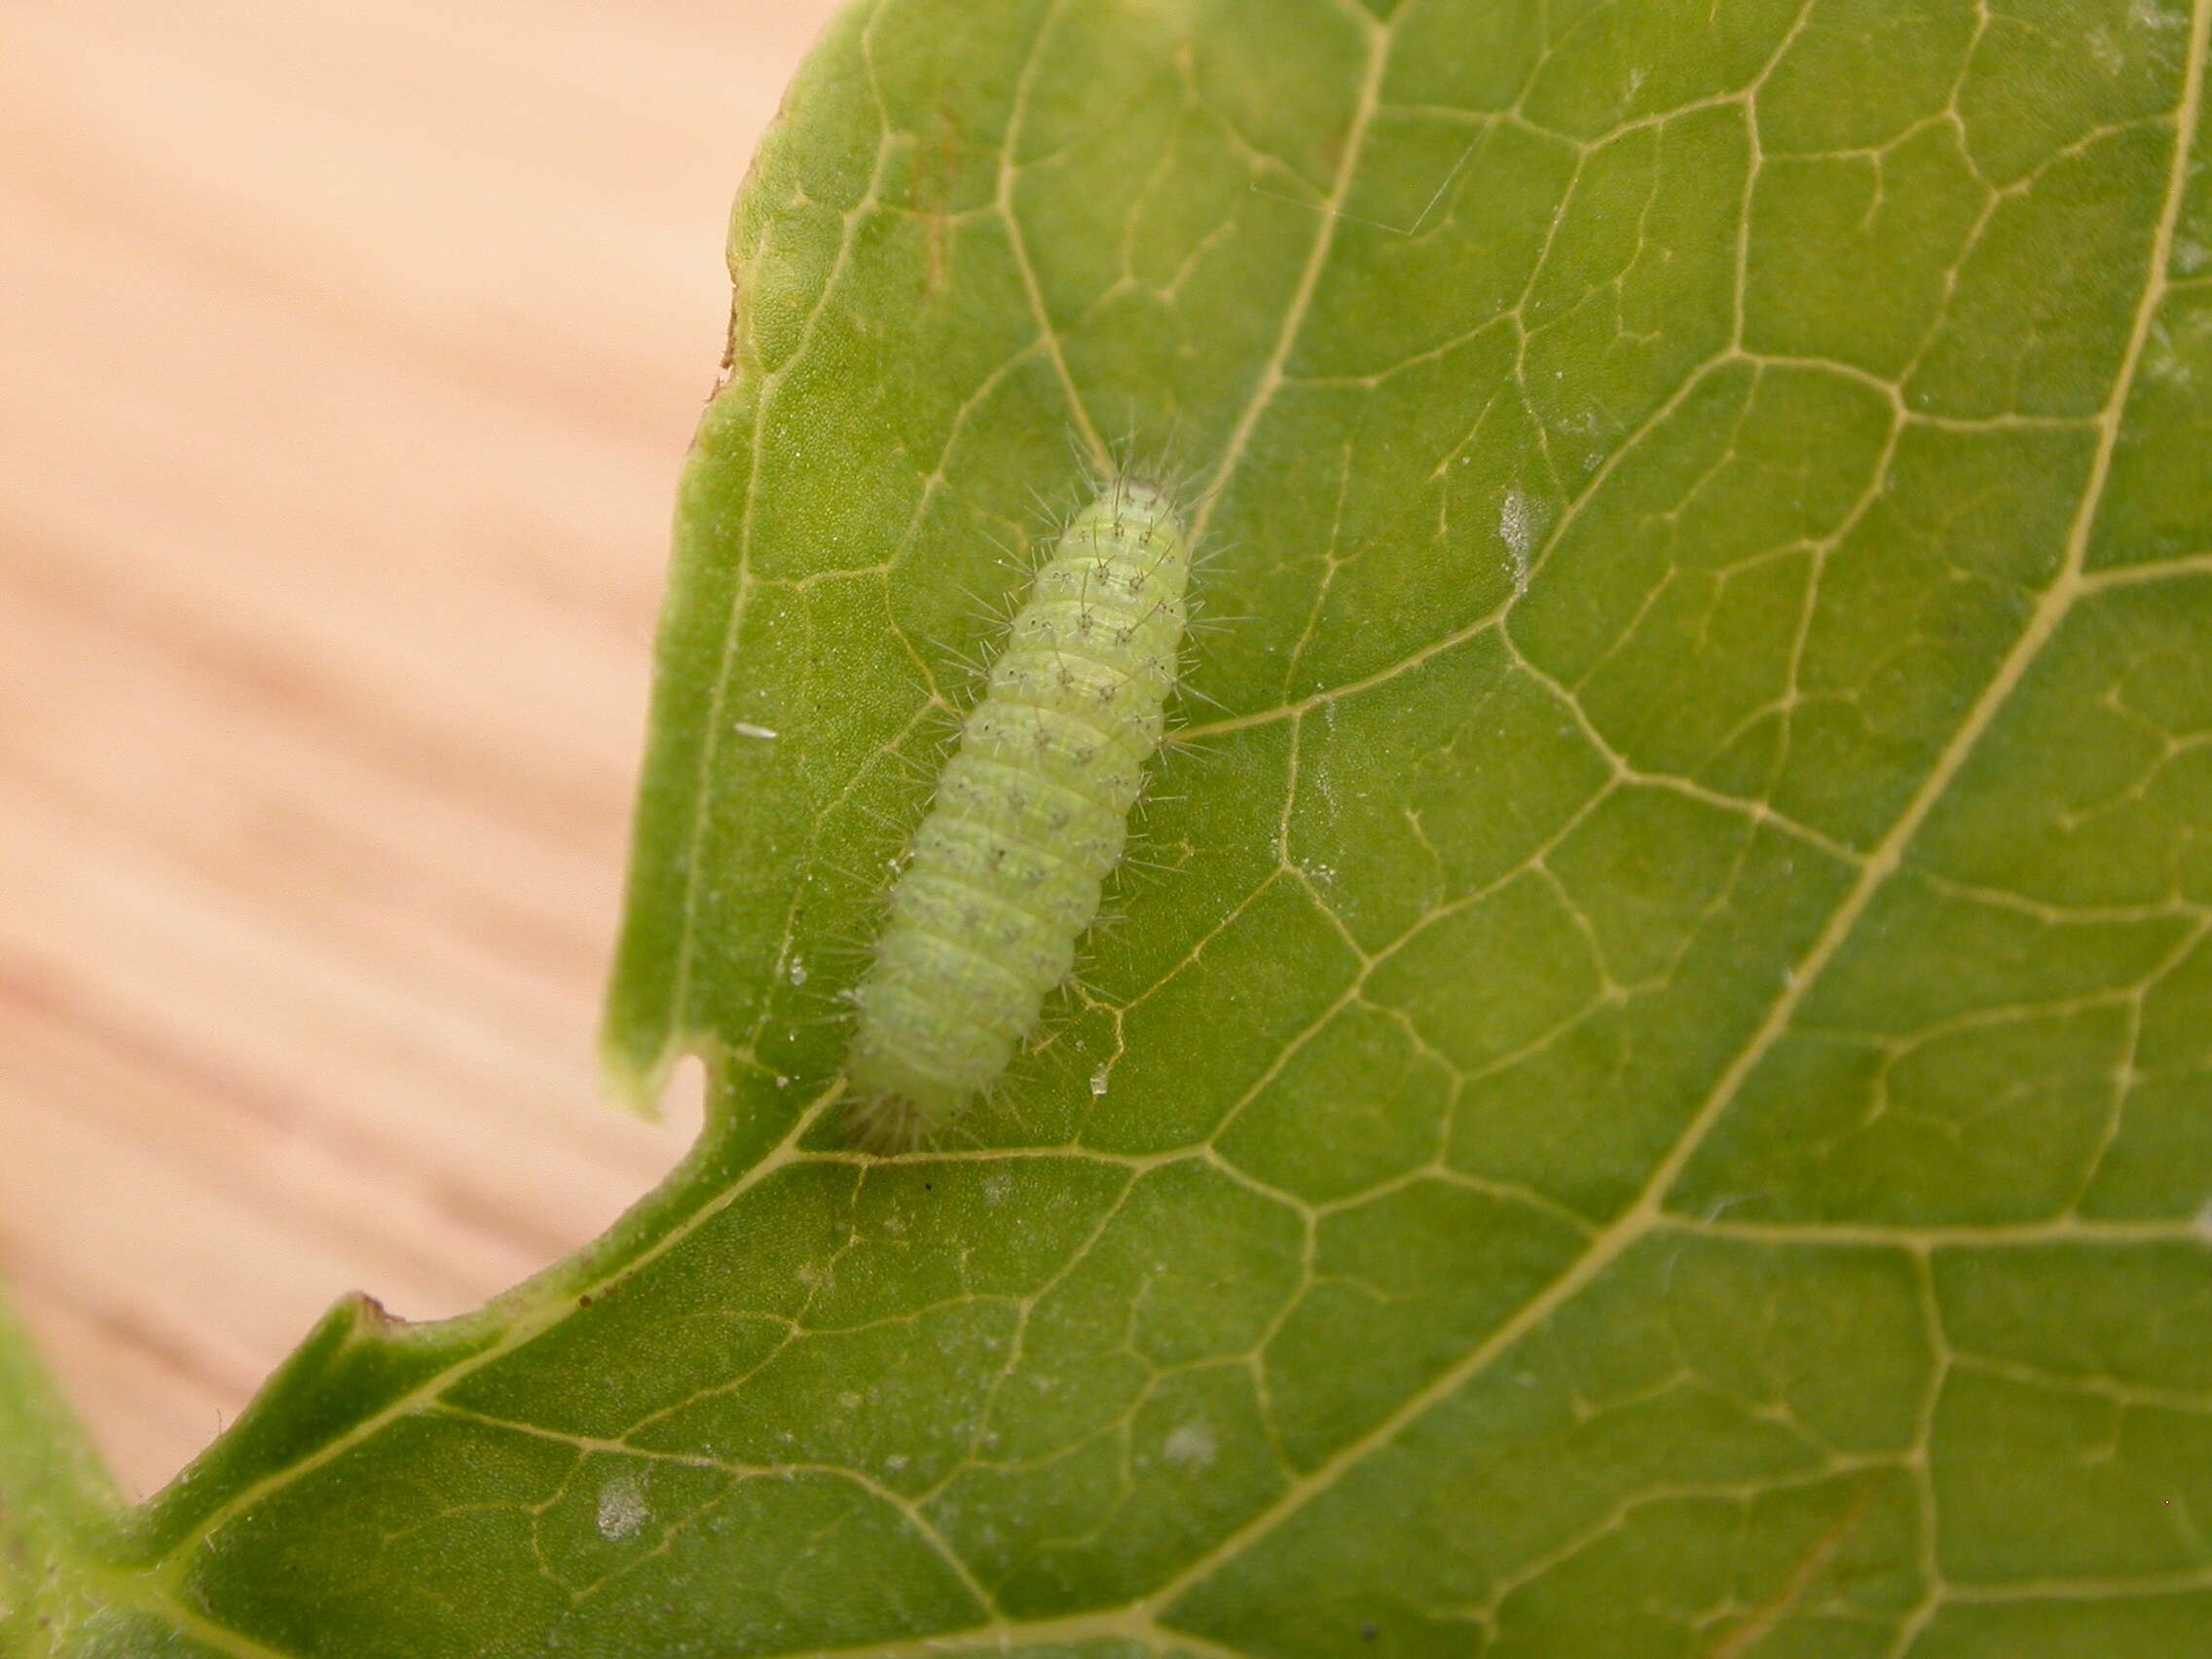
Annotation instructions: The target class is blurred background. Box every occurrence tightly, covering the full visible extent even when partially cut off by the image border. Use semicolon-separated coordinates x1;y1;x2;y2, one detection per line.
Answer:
0;0;843;1496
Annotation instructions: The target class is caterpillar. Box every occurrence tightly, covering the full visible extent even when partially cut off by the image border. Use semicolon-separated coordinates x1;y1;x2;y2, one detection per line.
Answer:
843;474;1194;1152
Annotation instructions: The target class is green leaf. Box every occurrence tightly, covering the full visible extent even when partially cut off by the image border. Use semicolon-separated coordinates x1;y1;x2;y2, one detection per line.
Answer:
49;0;2212;1652
0;1294;124;1654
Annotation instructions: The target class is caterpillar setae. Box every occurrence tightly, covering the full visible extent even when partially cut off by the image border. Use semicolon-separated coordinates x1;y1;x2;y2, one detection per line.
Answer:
843;474;1194;1152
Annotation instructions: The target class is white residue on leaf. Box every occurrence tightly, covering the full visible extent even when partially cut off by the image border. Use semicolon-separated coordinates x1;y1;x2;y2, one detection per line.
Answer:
1309;696;1345;826
2144;313;2203;387
983;1171;1014;1206
1162;1419;1217;1470
597;1471;648;1542
1498;486;1544;590
1089;1066;1111;1097
788;957;808;986
2177;240;2210;276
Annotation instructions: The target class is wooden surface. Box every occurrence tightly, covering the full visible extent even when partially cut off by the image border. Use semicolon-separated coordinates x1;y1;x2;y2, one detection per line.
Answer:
0;0;842;1497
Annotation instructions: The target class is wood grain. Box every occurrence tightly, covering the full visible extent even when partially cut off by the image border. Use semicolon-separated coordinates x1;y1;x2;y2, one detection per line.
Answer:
0;0;842;1497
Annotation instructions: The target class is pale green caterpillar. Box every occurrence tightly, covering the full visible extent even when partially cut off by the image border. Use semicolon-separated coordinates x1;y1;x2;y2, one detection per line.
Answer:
843;475;1193;1152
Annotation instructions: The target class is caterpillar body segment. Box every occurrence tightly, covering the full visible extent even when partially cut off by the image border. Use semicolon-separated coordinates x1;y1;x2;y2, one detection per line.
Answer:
844;477;1193;1152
